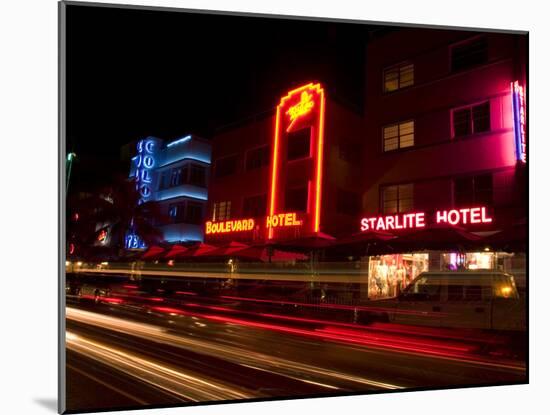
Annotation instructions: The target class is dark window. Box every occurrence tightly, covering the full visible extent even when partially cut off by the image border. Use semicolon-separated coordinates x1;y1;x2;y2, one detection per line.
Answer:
381;184;414;214
452;102;490;137
454;174;493;206
384;63;414;93
189;164;206;187
184;202;203;225
215;155;238;178
337;189;361;216
243;194;267;217
170;167;182;187
168;202;185;223
287;128;311;161
451;37;488;72
285;187;308;212
159;170;170;190
246;146;270;170
472;102;491;133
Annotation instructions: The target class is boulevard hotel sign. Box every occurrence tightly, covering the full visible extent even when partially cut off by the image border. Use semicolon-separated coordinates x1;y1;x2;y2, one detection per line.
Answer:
205;213;302;235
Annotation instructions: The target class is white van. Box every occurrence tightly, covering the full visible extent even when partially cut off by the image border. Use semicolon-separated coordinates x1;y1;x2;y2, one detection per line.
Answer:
373;271;525;332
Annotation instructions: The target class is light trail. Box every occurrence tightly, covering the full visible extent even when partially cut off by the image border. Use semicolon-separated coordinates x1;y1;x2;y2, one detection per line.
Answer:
66;307;402;391
66;331;253;402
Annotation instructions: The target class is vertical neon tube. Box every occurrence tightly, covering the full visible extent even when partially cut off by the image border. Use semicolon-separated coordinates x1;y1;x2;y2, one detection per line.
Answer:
314;90;325;234
268;106;282;239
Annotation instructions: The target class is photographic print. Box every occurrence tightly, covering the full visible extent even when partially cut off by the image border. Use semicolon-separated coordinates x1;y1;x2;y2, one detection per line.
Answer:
60;1;528;413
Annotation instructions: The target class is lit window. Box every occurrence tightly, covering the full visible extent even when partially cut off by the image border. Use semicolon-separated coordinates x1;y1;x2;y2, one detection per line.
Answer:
452;102;490;138
382;184;414;214
383;120;414;152
384;63;414;93
212;201;231;221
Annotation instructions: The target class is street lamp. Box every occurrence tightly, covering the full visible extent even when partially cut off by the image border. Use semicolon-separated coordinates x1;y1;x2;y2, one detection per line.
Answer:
66;152;76;191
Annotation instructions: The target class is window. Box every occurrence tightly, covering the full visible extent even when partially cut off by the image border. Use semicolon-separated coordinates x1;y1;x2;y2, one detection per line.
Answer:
384;63;414;93
287;128;311;161
168;202;185;223
212;201;231;221
243;194;267;217
452;102;490;137
215;155;238;178
383;120;414;152
382;183;414;214
184;202;203;225
245;146;270;170
451;37;488;72
336;189;361;216
159;170;170;190
170;167;183;187
285;187;308;212
454;174;493;206
189;164;206;187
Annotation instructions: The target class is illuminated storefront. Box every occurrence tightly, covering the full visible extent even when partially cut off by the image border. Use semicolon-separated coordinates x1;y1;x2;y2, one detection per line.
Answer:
368;253;429;299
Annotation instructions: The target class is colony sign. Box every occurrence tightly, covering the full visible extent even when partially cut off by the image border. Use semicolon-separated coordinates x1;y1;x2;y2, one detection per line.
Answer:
135;138;156;205
360;206;493;232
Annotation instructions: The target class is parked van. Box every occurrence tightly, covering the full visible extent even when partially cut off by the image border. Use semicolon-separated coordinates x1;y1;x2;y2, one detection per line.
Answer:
372;271;525;332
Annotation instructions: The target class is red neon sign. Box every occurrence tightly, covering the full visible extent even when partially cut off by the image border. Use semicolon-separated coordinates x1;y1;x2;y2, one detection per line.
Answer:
286;91;315;131
266;212;302;229
360;207;493;232
205;219;255;235
269;83;325;239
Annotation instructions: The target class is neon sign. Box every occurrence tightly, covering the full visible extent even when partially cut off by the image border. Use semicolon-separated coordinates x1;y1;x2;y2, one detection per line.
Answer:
360;207;493;232
135;139;156;205
266;212;302;228
125;233;146;249
286;91;315;131
97;229;108;243
205;219;255;235
269;83;325;239
511;81;526;163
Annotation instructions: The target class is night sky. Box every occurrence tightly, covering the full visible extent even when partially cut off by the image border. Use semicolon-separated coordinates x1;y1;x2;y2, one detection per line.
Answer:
65;4;383;191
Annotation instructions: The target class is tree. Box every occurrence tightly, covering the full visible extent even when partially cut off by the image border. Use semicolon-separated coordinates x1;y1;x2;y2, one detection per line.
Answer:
67;174;165;260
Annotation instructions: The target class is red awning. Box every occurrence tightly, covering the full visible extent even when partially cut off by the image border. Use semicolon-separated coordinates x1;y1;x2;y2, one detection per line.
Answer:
206;241;250;257
164;245;188;259
140;245;165;259
179;243;217;257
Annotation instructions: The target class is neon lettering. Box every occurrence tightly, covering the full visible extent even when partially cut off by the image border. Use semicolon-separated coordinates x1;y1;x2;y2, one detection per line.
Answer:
266;212;302;229
511;81;527;163
286;91;314;125
205;218;255;235
360;207;492;232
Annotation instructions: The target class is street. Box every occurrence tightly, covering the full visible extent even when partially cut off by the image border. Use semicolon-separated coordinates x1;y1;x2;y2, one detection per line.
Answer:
65;274;526;412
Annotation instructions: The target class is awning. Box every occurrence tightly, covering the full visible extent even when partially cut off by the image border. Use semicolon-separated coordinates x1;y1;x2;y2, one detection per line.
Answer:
140;245;166;259
163;245;188;259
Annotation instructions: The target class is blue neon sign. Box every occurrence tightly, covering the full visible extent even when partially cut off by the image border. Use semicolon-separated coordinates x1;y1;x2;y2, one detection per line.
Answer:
135;138;156;205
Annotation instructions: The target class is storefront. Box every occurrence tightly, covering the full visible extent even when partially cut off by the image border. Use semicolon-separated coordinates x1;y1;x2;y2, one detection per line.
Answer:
367;253;429;299
366;250;525;300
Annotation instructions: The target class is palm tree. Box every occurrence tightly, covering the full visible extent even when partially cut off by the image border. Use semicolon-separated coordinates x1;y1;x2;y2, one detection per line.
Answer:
67;174;165;260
